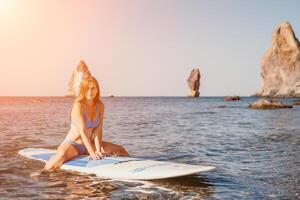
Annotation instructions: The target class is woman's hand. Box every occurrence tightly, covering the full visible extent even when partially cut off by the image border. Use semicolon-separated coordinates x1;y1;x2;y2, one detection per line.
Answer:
89;151;102;160
95;150;105;158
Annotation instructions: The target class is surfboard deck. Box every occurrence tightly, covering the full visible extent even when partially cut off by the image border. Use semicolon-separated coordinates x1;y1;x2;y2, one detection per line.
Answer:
18;148;215;180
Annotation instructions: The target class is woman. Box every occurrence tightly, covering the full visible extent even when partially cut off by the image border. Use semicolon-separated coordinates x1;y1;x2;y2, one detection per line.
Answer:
44;75;129;170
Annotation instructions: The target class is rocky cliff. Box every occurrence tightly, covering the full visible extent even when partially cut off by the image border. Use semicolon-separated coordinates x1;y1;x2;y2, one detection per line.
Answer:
66;60;91;97
256;22;300;97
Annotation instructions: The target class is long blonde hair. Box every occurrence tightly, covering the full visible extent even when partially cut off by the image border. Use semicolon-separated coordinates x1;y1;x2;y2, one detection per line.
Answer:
69;75;102;122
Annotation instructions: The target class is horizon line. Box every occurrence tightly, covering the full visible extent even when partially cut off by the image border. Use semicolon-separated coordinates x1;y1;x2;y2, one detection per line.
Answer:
0;95;256;98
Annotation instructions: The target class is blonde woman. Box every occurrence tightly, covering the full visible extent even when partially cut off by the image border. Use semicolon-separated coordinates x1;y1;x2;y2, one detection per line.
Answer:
45;76;129;170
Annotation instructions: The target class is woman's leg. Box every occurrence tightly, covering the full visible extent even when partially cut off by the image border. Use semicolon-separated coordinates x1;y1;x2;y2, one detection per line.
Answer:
101;141;129;157
44;143;79;170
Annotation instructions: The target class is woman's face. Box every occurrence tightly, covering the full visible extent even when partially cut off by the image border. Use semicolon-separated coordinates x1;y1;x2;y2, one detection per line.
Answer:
86;82;98;100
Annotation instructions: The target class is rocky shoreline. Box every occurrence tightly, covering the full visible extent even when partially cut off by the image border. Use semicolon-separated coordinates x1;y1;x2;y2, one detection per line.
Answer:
249;98;293;109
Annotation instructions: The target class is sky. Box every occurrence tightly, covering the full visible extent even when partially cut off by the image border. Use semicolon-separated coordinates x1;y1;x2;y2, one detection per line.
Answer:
0;0;300;97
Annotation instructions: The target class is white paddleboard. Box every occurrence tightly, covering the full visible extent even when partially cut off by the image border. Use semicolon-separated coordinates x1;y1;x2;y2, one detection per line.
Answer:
18;148;215;180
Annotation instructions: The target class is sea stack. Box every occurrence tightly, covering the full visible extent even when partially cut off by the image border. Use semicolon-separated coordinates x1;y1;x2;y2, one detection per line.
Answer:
256;22;300;97
66;60;91;97
187;68;201;97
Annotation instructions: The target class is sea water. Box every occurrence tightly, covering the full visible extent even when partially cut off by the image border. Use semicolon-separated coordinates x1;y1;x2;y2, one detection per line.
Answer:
0;97;299;199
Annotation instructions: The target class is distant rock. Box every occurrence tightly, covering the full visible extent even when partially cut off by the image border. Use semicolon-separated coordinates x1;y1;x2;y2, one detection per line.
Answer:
224;96;241;101
32;98;43;103
294;101;300;106
255;22;300;97
66;60;91;97
293;99;300;105
249;98;293;109
187;68;201;97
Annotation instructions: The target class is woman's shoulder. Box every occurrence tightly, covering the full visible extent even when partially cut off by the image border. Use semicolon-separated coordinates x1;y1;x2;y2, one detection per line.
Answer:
72;101;83;114
73;101;82;108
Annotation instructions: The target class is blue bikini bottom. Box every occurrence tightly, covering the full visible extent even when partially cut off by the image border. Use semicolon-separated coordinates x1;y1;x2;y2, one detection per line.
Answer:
62;138;87;155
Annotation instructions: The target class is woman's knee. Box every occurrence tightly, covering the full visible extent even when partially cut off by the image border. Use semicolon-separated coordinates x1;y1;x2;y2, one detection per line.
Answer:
121;148;129;156
115;145;129;156
101;142;129;156
117;144;126;151
116;145;125;152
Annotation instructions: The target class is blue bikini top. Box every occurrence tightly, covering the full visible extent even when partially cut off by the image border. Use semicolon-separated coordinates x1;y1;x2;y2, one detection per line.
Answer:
71;104;100;129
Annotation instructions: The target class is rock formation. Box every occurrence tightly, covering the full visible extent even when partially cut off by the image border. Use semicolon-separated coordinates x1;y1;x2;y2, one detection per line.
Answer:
256;22;300;97
293;99;300;106
66;60;91;97
293;101;300;106
224;96;241;101
249;98;293;109
187;68;201;97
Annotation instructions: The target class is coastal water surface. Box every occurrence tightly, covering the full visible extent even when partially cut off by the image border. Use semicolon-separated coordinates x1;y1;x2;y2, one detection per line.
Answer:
0;97;299;199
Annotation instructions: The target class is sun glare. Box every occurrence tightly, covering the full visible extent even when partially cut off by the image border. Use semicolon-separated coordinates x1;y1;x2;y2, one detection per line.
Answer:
0;0;14;15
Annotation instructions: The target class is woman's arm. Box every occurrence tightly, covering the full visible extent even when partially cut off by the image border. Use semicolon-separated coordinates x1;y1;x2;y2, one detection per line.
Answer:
72;102;97;156
93;102;105;152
